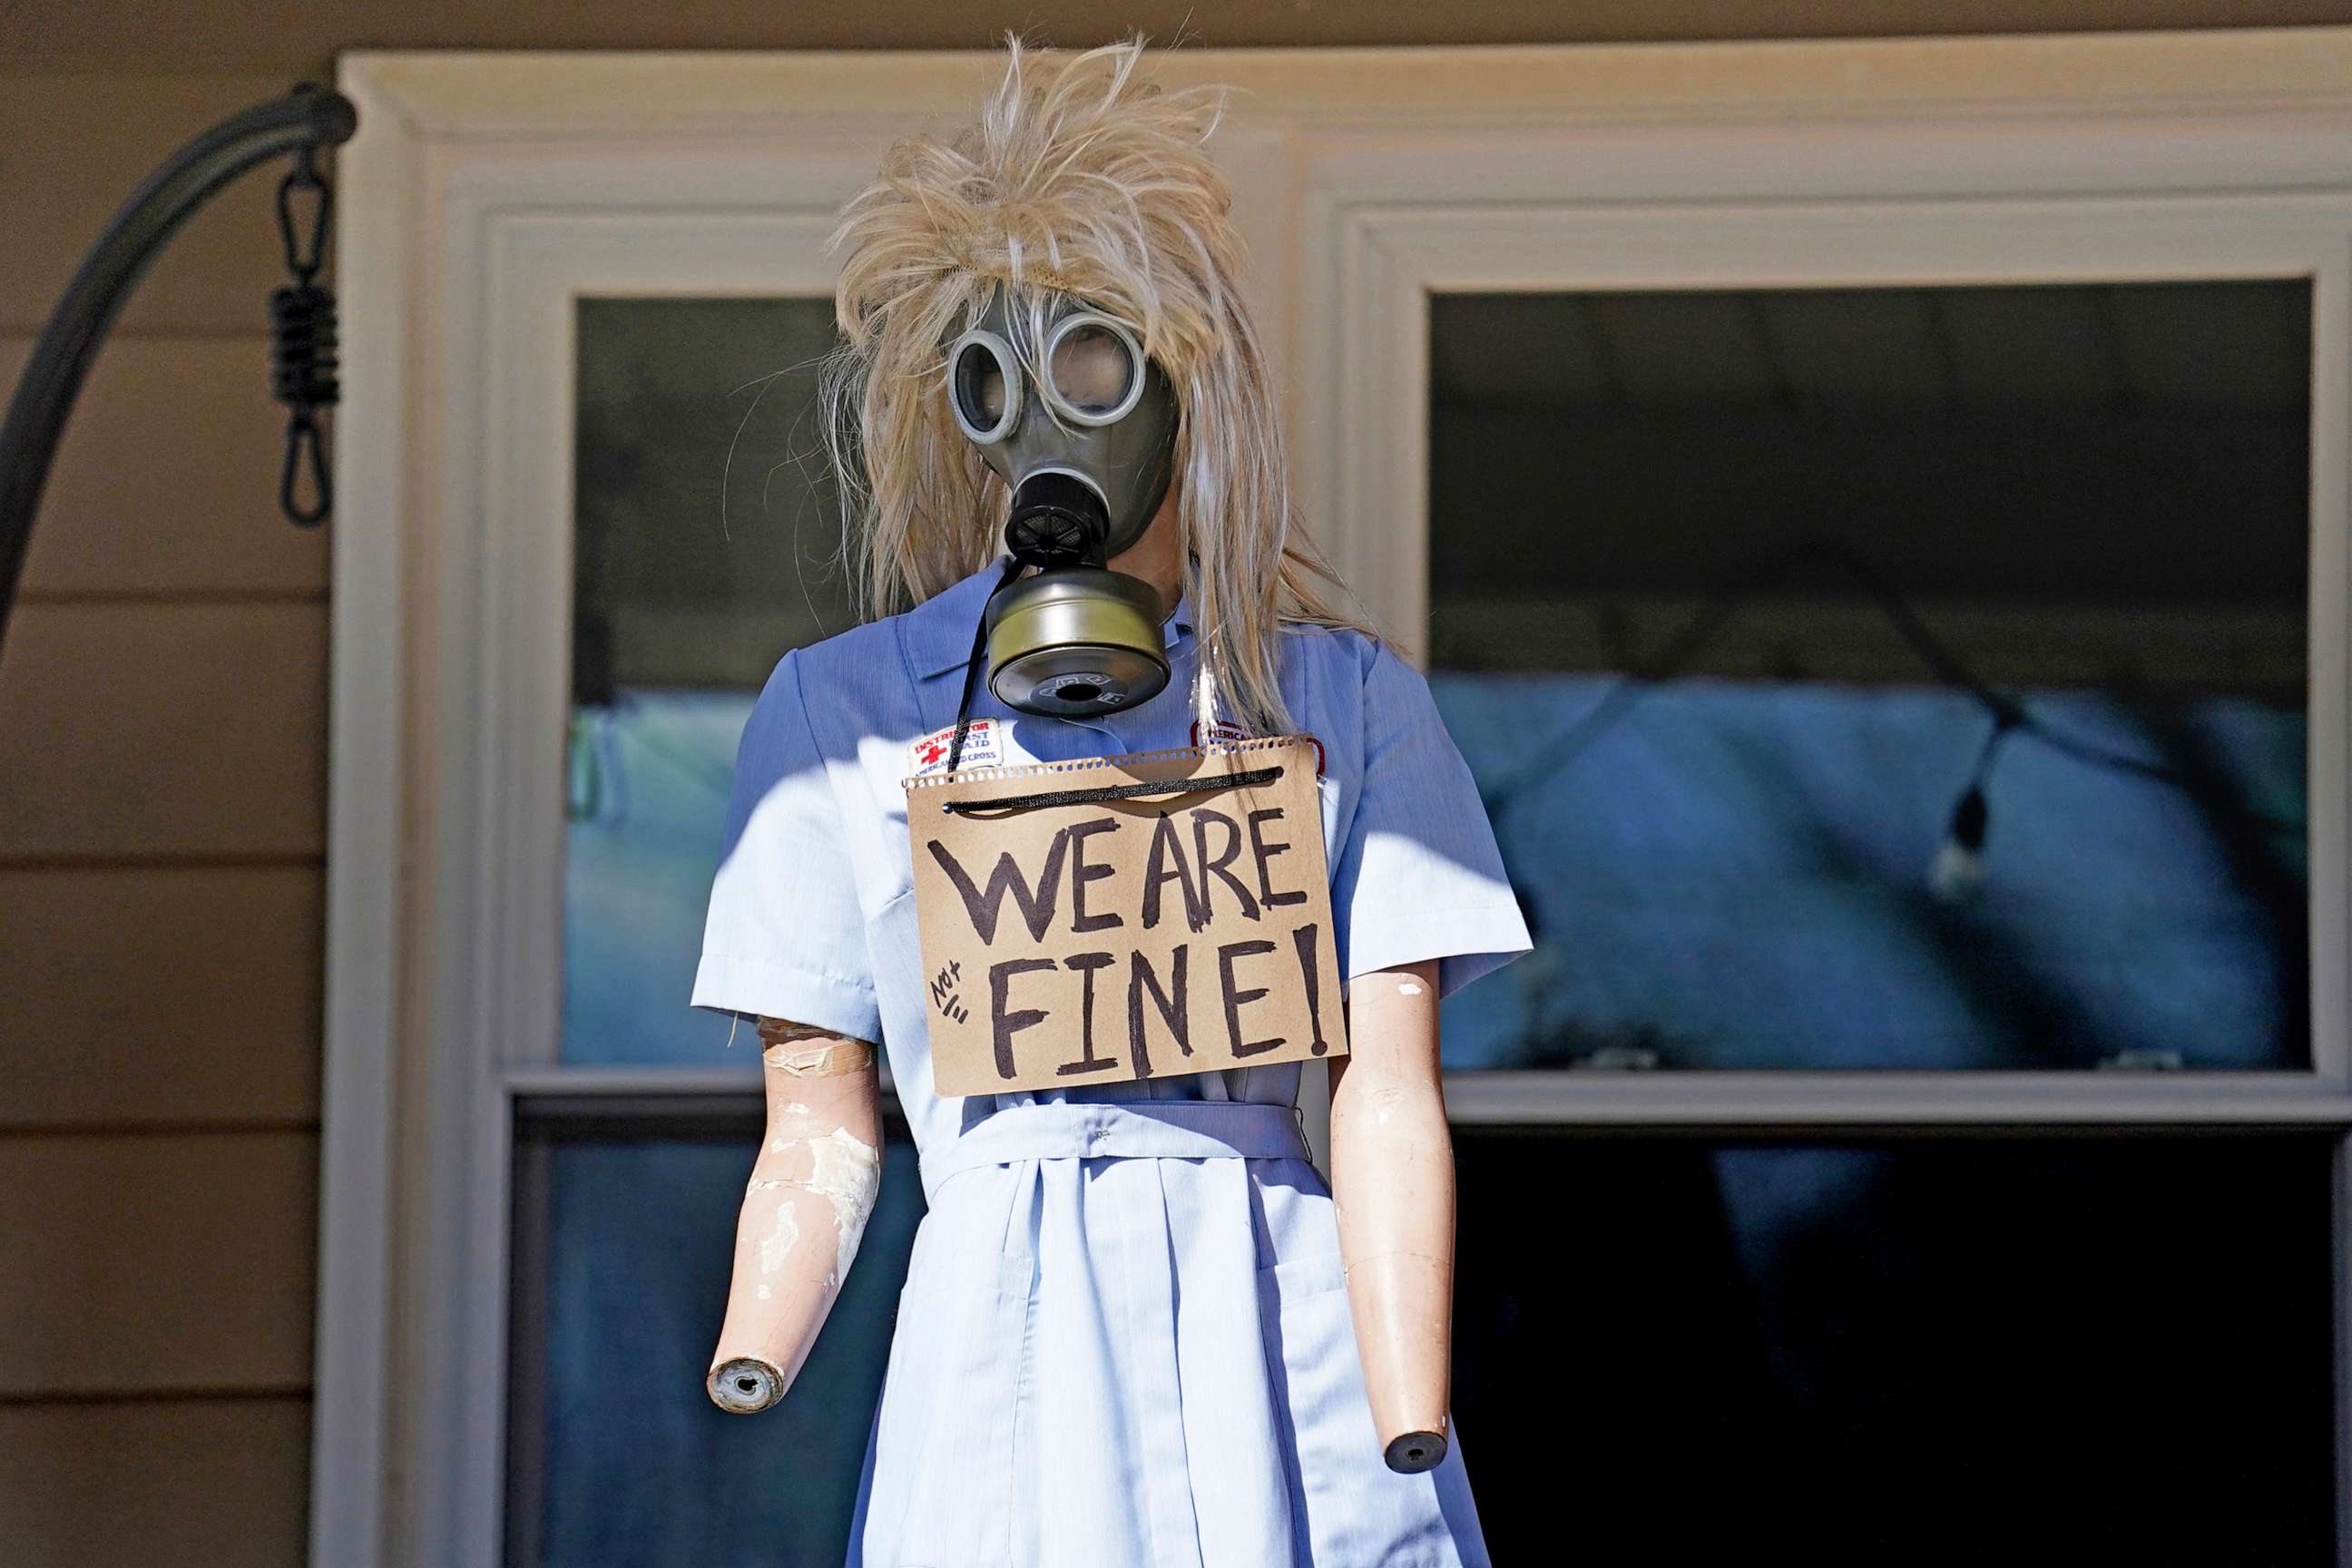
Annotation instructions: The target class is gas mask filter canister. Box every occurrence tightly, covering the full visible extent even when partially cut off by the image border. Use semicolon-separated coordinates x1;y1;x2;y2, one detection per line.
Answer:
945;289;1181;720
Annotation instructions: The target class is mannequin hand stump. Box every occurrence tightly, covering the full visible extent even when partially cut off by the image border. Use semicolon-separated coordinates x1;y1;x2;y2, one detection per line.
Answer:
708;1357;786;1416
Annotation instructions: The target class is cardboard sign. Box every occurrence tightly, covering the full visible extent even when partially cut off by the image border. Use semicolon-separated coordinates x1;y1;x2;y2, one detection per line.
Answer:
905;736;1348;1096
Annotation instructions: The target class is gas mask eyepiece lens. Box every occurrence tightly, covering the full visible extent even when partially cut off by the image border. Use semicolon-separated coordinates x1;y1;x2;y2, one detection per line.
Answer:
1043;314;1142;423
947;328;1020;444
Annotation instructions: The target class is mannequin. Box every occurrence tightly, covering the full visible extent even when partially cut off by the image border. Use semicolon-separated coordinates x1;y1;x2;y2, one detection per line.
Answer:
690;32;1528;1565
706;483;1465;1470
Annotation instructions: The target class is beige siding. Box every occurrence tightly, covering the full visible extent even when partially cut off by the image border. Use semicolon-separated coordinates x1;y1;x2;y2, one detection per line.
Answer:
0;866;321;1130
0;601;327;859
0;67;325;1568
0;1132;318;1395
0;1398;310;1568
2;335;329;599
0;74;295;338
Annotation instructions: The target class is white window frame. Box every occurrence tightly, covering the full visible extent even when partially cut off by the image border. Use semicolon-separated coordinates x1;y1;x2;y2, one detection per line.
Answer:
323;34;2352;1568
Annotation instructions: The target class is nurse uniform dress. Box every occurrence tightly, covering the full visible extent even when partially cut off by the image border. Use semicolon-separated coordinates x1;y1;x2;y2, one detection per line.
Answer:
692;561;1533;1568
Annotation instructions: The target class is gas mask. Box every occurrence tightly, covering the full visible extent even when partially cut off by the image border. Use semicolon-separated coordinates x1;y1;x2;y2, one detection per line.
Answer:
945;286;1181;719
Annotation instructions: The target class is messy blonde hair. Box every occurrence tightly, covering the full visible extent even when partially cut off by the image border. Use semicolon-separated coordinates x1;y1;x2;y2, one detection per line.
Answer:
818;30;1373;734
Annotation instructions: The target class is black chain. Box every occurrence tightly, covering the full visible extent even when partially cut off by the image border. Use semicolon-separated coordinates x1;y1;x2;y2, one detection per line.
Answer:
270;101;338;527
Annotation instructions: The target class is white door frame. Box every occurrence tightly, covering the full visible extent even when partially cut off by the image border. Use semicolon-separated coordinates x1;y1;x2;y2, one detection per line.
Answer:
324;33;2352;1567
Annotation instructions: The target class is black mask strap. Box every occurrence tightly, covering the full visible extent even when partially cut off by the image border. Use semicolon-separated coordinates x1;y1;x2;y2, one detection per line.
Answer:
945;555;1027;777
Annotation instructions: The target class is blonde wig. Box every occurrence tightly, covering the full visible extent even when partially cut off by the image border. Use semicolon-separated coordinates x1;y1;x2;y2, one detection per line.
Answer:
818;30;1374;735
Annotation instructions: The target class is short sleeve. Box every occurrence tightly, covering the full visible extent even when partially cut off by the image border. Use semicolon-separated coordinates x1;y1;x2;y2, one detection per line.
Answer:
690;650;883;1042
1330;640;1534;999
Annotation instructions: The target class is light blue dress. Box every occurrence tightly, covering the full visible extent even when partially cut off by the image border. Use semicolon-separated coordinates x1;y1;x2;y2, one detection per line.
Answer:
692;561;1532;1567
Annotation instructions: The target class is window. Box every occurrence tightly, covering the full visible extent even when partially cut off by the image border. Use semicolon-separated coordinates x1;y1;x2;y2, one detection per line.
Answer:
1426;282;2333;1553
1430;282;2310;1073
505;1111;923;1565
498;298;902;1561
324;39;2352;1566
561;297;860;1068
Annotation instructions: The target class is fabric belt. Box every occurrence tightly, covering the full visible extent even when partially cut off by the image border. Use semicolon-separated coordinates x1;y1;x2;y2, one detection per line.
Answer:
916;1099;1311;1203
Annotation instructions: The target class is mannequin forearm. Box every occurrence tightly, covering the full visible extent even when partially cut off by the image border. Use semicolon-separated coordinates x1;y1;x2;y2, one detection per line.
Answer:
1327;959;1455;1473
707;1019;883;1414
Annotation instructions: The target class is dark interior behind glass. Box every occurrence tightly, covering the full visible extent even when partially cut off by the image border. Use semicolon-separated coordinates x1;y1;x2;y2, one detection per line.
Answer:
1452;1128;2337;1563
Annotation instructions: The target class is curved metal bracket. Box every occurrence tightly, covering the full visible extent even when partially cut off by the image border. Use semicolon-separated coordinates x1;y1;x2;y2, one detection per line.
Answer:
0;82;358;657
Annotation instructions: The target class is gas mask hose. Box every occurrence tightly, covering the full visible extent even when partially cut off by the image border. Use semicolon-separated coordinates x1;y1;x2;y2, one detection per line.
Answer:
945;554;1028;777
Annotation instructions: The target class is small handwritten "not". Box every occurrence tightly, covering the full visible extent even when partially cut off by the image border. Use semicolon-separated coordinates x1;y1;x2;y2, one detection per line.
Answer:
929;960;969;1024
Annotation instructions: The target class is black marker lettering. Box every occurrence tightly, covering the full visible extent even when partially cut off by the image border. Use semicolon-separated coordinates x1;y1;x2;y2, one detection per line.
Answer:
1291;923;1330;1055
928;830;1071;945
1126;945;1191;1077
1058;952;1120;1076
1247;808;1308;908
1141;811;1206;933
1065;817;1123;935
987;957;1056;1080
1189;808;1259;923
1218;939;1284;1058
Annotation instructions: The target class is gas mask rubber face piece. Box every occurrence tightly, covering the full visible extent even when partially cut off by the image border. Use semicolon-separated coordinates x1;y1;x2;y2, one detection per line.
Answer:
945;285;1181;719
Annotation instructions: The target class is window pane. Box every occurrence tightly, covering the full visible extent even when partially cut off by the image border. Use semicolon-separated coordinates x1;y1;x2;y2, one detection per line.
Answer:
1430;282;2310;1070
1452;1129;2338;1563
507;1122;924;1566
565;298;858;1064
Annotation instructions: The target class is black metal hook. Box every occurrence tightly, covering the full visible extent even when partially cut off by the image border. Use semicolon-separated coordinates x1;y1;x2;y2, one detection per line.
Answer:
276;139;331;283
0;83;358;656
270;87;340;528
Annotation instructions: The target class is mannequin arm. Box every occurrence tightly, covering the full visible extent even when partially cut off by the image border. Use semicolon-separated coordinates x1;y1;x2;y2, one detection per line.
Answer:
705;1017;884;1415
1327;957;1456;1473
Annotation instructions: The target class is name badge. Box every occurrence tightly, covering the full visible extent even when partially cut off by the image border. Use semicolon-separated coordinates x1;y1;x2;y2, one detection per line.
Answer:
904;736;1348;1096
